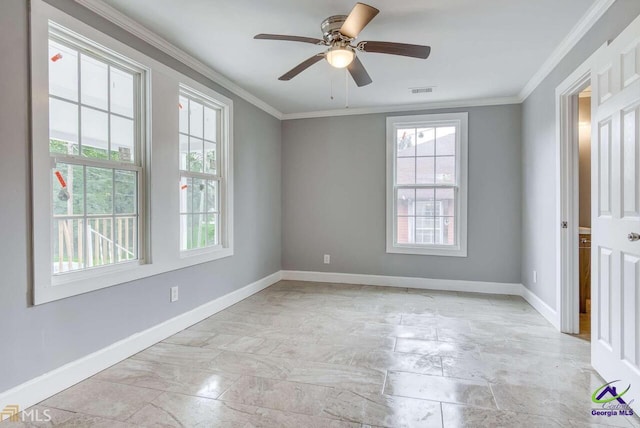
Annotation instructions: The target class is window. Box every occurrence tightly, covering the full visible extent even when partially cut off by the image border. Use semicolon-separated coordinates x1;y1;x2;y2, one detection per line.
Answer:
47;27;145;275
31;0;234;304
386;113;468;256
178;88;224;252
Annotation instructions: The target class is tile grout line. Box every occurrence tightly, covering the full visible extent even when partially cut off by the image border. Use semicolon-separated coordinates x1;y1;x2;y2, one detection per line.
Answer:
381;369;389;395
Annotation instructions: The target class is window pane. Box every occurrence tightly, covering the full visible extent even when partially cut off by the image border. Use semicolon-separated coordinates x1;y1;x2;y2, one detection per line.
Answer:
436;188;455;217
179;96;189;134
81;107;109;159
435;156;455;184
416;189;435;217
416;128;435;156
115;170;136;214
436;217;455;245
86;217;114;267
397;128;415;157
110;67;134;118
115;216;137;262
206;180;218;213
396;158;415;185
52;218;85;274
52;163;84;216
49;98;78;150
416;217;434;244
416;157;435;184
192;213;205;248
111;116;134;162
192;178;205;213
189;137;204;173
436;127;456;156
396;216;414;244
86;167;113;215
204;107;217;141
190;100;204;138
179;134;189;171
397;188;415;216
206;213;218;246
49;40;78;101
80;54;108;110
204;141;217;174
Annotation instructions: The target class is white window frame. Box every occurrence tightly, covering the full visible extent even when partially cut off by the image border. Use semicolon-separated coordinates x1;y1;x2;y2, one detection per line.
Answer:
178;85;232;257
47;24;146;274
30;0;233;304
386;112;468;257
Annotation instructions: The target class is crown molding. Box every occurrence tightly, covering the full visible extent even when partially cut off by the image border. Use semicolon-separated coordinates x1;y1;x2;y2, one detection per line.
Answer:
72;0;614;120
518;0;616;101
280;96;521;120
73;0;284;120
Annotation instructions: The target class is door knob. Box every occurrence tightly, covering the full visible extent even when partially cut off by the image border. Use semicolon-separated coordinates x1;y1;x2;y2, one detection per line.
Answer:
629;232;640;242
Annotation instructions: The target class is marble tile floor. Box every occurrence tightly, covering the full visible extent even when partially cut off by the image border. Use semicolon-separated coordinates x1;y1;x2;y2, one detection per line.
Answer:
3;280;640;427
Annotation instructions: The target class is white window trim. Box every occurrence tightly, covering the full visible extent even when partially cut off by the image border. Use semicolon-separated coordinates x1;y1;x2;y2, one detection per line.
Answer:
178;84;232;257
385;112;468;257
31;0;233;304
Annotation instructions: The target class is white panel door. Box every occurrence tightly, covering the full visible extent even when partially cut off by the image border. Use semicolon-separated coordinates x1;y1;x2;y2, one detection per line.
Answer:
591;14;640;412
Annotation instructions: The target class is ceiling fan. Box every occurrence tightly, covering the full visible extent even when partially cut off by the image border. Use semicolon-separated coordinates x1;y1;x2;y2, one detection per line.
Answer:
254;2;431;87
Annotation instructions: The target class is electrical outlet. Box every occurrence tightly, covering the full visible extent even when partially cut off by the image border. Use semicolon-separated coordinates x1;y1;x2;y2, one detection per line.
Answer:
323;254;330;264
533;271;537;284
170;286;179;302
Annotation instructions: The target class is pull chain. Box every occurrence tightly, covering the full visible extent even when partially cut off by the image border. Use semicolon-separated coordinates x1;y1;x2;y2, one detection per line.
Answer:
330;72;334;100
345;67;349;108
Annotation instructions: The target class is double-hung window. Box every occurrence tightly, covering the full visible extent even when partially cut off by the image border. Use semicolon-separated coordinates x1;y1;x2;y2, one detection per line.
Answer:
31;0;234;305
386;112;468;256
178;87;229;254
47;27;145;275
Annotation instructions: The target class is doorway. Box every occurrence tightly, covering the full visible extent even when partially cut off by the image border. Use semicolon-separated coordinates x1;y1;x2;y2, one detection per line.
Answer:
555;43;606;336
576;87;591;341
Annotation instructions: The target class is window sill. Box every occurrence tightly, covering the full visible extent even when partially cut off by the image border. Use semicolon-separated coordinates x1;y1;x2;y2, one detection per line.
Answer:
386;244;467;257
35;247;233;305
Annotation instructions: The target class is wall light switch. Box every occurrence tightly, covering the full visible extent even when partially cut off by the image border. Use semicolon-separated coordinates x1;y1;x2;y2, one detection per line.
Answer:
533;271;537;284
170;286;179;302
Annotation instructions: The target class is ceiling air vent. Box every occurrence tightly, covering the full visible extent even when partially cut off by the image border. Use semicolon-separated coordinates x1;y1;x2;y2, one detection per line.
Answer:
410;87;434;94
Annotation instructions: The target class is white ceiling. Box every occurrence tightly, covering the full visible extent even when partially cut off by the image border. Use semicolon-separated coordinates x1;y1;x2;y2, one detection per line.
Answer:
101;0;597;115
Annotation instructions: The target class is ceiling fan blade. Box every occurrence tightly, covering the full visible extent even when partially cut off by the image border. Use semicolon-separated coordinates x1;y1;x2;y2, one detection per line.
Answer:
279;54;325;81
340;3;380;39
347;56;372;87
359;41;431;59
254;34;324;45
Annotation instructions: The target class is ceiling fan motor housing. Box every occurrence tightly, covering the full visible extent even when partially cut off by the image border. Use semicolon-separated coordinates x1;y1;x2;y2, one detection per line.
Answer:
321;15;349;42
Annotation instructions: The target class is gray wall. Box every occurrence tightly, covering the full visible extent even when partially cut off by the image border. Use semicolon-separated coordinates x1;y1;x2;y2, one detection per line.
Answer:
0;0;281;392
282;105;522;284
521;0;640;309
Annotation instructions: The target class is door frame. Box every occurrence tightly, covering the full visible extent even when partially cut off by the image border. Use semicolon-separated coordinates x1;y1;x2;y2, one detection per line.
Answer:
556;43;607;334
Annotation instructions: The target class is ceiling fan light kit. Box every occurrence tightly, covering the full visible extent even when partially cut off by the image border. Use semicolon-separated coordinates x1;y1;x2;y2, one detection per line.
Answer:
326;44;355;68
254;2;431;87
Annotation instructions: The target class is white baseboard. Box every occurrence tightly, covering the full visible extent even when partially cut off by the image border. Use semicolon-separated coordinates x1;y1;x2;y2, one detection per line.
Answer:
281;270;523;295
520;286;560;330
0;271;282;420
281;270;561;330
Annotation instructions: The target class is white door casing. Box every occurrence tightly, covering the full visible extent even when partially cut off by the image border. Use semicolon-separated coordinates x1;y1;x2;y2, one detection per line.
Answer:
591;14;640;412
